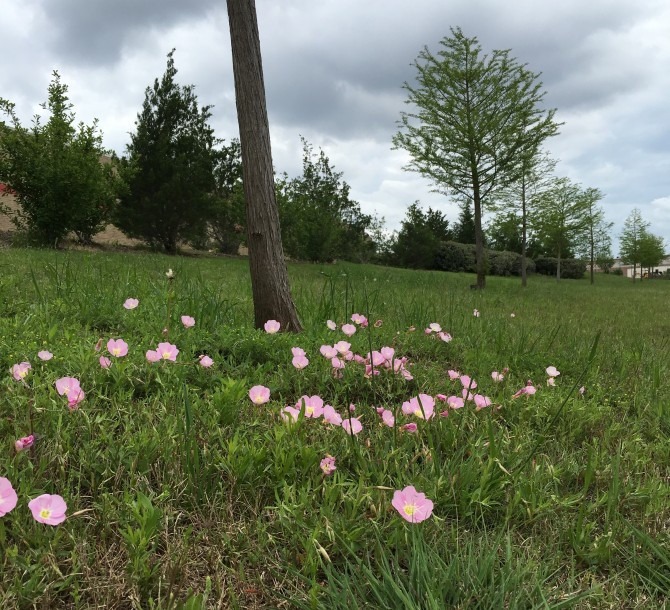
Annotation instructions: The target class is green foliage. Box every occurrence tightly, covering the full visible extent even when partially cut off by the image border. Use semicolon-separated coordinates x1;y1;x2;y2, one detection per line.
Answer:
391;201;451;268
638;232;665;271
534;256;586;279
277;138;377;262
434;241;535;276
204;138;246;254
115;50;216;254
0;72;119;247
452;198;476;244
393;27;560;286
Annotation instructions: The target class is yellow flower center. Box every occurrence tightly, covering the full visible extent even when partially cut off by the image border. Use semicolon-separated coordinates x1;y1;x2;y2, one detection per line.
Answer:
403;503;417;517
40;508;52;519
306;407;314;415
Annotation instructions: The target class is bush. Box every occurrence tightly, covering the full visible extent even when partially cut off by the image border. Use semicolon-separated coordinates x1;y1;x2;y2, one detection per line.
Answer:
534;257;586;279
434;241;476;273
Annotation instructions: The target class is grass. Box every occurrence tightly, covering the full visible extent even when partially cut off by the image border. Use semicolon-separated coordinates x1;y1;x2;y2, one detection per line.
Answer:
1;248;669;609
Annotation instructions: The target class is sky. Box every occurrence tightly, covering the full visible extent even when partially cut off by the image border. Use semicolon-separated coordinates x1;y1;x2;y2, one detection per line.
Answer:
2;0;670;254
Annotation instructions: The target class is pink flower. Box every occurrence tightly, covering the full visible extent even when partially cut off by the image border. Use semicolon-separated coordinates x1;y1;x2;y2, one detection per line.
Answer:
459;375;477;389
38;350;53;361
334;341;351;354
474;394;492;410
320;345;338;358
579;386;586;395
15;434;34;452
392;486;434;523
107;338;128;357
447;369;461;380
146;350;160;363
249;385;271;405
323;404;342;426
0;478;19;517
402;422;418;433
402;394;435;420
331;357;345;370
326;320;337;330
351;313;368;326
512;384;537;399
67;388;85;410
55;377;81;396
342;417;362;435
28;494;67;525
320;456;336;475
99;356;112;369
11;362;31;381
181;315;195;328
281;406;300;423
462;389;475;401
264;320;280;334
438;332;452;342
292;355;309;369
199;355;214;368
473;309;480;317
380;346;395;363
447;396;465;409
547;377;556;387
546;366;560;378
123;298;139;310
299;395;324;418
291;347;306;357
156;342;179;361
491;371;504;382
436;394;447;402
428;322;442;333
341;323;356;337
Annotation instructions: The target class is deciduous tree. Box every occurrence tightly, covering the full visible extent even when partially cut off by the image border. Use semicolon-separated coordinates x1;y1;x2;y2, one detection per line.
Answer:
619;208;649;282
393;27;560;288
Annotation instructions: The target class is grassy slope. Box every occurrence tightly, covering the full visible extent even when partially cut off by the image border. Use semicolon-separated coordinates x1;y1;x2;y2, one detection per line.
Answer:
0;249;669;609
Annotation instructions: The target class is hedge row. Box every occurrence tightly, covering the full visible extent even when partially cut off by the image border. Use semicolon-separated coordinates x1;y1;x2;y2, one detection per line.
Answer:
433;241;585;279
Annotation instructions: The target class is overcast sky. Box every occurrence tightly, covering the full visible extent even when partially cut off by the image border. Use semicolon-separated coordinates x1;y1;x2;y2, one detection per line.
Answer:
3;0;669;254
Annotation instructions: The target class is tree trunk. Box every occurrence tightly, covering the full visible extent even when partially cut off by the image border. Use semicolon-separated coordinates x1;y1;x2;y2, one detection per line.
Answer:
226;0;302;331
521;176;527;288
473;186;486;289
556;245;561;281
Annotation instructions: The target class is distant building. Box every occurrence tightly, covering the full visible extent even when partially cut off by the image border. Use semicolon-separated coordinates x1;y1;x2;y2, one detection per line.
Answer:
612;257;670;278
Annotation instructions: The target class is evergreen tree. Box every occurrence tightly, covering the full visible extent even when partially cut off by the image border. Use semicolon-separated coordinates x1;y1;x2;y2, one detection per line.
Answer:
453;199;476;244
619;208;649;282
116;50;216;254
392;201;450;269
0;72;118;247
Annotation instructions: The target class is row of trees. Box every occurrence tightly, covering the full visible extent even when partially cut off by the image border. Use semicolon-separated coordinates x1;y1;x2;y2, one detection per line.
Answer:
619;208;666;280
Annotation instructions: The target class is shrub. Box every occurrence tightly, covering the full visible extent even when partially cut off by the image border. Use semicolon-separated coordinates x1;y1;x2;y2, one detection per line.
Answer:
534;257;586;279
434;241;476;273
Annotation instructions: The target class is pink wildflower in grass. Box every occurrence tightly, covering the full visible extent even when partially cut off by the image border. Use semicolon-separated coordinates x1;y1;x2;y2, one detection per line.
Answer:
474;394;492;410
123;298;139;310
157;342;179;361
400;367;414;381
392;486;434;523
447;369;461;380
424;328;432;335
512;384;537;399
107;338;128;357
320;455;337;475
99;356;112;369
331;357;345;370
38;350;53;361
341;323;356;337
428;322;442;333
353;354;366;364
473;309;480;317
447;396;465;409
364;364;381;377
462;389;475;401
402;394;435;420
351;313;367;326
67;388;85;410
198;355;214;368
264;319;280;334
28;494;67;525
15;434;35;452
381;409;395;427
436;394;447;402
291;347;306;357
249;385;271;405
342;417;362;435
380;346;395;363
459;375;477;389
334;341;351;355
11;362;31;381
55;377;81;396
579;386;586;395
281;406;300;423
547;377;556;387
292;354;309;369
546;366;560;378
146;350;160;363
402;422;418;433
320;345;338;358
181;315;196;328
438;332;452;342
326;320;337;330
299;395;324;418
323;405;342;426
368;351;386;367
0;478;19;517
491;371;505;382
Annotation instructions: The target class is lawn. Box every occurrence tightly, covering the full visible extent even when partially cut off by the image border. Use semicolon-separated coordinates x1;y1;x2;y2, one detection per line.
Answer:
1;248;669;609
